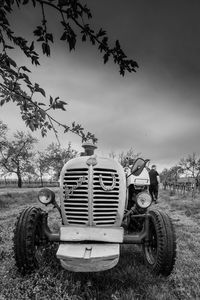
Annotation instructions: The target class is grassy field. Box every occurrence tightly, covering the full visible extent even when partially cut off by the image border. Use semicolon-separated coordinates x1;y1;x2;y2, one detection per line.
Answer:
0;188;200;300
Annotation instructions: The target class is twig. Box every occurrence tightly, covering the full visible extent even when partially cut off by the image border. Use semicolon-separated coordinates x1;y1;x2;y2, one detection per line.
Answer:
47;115;61;146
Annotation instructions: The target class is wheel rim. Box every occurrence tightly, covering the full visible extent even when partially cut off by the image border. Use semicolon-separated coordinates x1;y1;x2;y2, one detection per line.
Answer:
144;220;158;265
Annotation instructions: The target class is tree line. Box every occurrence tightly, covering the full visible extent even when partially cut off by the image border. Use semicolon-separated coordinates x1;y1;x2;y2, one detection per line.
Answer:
0;119;143;188
160;153;200;197
0;120;77;187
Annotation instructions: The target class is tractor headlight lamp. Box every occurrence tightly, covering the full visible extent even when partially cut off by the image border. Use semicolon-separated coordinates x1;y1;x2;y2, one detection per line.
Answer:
136;192;152;209
38;188;55;206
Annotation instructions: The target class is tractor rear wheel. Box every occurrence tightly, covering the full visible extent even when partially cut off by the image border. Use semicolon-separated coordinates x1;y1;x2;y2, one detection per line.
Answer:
13;206;46;274
143;209;176;276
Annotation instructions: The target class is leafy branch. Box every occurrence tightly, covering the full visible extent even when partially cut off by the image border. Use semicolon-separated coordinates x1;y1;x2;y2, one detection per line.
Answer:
0;81;97;143
0;0;138;143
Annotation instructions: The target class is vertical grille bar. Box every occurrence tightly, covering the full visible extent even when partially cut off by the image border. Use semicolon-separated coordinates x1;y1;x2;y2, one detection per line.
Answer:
63;168;89;225
93;168;120;226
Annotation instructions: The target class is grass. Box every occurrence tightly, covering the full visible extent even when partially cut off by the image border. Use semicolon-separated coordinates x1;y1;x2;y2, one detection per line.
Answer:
0;188;200;299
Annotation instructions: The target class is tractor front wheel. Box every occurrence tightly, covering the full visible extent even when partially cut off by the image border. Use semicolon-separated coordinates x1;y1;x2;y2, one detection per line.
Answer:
143;209;176;276
13;206;46;274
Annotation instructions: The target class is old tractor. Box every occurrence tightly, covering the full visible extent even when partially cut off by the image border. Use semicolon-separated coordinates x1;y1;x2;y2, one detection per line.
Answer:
13;142;176;275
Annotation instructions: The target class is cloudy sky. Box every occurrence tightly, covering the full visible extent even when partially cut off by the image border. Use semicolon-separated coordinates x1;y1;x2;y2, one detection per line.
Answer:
1;0;200;171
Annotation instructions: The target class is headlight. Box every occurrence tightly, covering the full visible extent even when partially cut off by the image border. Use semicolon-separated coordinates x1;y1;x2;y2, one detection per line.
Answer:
136;192;152;208
38;188;55;205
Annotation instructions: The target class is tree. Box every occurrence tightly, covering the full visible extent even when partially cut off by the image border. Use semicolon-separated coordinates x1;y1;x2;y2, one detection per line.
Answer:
44;142;77;180
0;120;8;139
33;151;50;185
159;168;169;187
179;153;200;197
0;120;8;177
160;166;183;191
118;147;141;167
0;130;37;187
0;0;138;143
179;153;200;178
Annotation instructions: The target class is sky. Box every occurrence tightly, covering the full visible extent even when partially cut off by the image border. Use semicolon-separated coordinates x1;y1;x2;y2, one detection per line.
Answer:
1;0;200;172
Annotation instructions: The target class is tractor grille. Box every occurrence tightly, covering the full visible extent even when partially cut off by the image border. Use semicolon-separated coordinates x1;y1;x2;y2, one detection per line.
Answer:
63;168;89;225
62;167;120;226
93;168;119;226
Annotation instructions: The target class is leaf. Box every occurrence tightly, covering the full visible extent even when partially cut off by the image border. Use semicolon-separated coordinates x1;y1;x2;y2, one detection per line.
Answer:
90;36;95;45
33;26;43;37
42;43;50;56
27;84;34;93
38;87;46;97
115;40;120;49
7;57;17;68
67;33;76;51
46;43;50;56
30;41;34;51
61;21;67;28
31;0;36;7
97;28;106;37
39;109;46;119
42;43;46;54
82;34;86;42
41;127;47;137
21;66;31;73
102;37;108;46
103;52;110;64
0;99;5;106
29;122;35;131
60;100;67;105
37;36;44;42
120;66;125;76
5;45;14;50
60;32;67;41
64;126;70;133
46;33;53;43
131;60;139;69
49;96;53;105
31;56;40;66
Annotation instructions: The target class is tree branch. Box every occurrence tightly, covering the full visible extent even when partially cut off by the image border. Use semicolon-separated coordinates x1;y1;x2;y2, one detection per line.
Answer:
0;82;96;142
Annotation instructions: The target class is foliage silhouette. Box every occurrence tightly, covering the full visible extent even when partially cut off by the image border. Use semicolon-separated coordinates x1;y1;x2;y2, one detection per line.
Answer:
0;0;138;143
